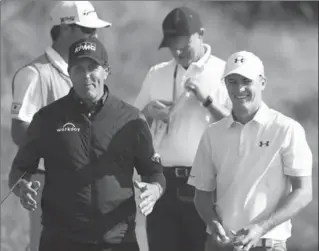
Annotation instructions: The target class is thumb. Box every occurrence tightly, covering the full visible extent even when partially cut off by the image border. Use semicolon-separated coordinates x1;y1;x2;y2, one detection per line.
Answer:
133;180;147;191
31;181;41;191
213;221;229;241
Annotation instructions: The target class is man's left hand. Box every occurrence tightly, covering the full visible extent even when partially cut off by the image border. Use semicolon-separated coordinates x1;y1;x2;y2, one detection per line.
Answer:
231;224;266;251
184;78;207;103
134;180;162;216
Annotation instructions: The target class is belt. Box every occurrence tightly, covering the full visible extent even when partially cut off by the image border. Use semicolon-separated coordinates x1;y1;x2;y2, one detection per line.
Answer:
163;166;194;202
35;169;46;175
163;166;191;178
233;239;285;250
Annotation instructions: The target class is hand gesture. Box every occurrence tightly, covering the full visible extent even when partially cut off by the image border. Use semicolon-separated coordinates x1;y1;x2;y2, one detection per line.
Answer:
211;220;232;247
134;180;162;216
231;224;266;251
184;78;207;103
18;179;41;211
146;100;174;123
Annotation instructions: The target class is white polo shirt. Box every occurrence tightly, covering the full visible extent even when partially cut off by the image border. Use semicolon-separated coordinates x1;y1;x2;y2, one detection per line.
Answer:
134;44;230;166
11;47;71;123
188;103;313;240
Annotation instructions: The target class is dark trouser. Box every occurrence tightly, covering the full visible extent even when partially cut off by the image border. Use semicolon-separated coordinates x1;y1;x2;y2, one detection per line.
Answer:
39;228;139;251
147;166;206;251
205;234;287;251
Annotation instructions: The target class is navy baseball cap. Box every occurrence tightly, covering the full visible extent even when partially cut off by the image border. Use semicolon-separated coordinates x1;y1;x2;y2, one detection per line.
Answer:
68;37;108;69
159;7;203;49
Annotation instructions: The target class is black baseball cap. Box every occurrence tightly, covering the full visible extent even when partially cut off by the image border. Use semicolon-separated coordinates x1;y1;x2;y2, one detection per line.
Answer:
159;7;203;49
68;37;108;69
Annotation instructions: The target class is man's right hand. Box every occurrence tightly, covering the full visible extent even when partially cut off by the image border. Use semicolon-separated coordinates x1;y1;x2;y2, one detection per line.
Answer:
145;100;174;123
211;220;232;247
18;179;40;211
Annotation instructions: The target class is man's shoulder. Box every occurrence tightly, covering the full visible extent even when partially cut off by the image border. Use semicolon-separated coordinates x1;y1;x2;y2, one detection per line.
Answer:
203;117;229;139
149;59;175;74
269;108;304;132
108;95;145;120
37;94;71;116
206;54;226;69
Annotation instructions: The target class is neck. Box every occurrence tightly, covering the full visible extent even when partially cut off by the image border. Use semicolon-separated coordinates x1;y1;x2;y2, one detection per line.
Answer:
183;44;206;70
232;104;260;125
52;42;69;63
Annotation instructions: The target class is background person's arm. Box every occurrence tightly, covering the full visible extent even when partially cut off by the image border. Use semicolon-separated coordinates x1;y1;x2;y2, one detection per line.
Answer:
11;66;43;146
9;112;44;196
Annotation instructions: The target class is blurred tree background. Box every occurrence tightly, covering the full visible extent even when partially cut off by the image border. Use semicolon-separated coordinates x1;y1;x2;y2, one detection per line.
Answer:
1;1;318;251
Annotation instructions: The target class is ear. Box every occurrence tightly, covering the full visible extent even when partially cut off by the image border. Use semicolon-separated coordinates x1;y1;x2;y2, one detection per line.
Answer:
103;68;109;80
260;76;267;91
198;28;205;38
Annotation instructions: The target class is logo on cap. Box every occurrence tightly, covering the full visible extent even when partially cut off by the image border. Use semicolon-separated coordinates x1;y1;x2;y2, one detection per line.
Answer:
74;42;96;53
234;56;245;64
82;10;95;16
60;16;75;23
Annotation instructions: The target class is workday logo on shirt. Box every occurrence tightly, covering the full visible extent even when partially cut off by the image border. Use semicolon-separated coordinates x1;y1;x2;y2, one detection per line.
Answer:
57;122;80;132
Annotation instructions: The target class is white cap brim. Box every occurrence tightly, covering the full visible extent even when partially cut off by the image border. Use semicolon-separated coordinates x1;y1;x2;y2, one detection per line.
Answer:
76;19;112;28
223;66;261;80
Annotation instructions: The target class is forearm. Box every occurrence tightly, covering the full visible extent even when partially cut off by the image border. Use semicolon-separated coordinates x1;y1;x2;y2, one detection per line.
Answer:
260;188;312;232
194;189;220;228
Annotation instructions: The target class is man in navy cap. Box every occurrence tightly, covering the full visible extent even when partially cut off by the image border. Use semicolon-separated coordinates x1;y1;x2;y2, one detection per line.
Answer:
9;36;166;251
134;7;230;251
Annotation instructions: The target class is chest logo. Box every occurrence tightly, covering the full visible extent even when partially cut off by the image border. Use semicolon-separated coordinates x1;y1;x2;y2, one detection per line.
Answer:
259;141;270;147
57;122;80;132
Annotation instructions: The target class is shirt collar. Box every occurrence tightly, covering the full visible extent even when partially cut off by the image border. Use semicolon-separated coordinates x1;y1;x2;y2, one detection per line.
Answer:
192;44;211;69
45;47;69;77
70;85;109;113
226;102;270;128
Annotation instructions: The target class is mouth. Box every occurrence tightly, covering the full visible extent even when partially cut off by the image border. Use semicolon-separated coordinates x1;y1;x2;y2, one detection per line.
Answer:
233;95;249;101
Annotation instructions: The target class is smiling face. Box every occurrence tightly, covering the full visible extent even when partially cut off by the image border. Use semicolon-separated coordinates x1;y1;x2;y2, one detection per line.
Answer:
225;73;266;117
69;58;108;103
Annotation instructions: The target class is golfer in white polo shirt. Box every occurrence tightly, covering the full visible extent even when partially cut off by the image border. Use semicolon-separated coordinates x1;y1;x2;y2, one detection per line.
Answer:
10;2;111;250
188;51;313;251
134;7;230;251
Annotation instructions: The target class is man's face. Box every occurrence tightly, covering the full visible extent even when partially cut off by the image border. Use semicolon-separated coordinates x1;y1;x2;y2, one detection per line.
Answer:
69;58;107;102
225;73;266;114
168;32;203;69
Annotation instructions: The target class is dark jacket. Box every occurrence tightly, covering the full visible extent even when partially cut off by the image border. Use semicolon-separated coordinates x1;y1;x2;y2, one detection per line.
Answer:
10;89;165;244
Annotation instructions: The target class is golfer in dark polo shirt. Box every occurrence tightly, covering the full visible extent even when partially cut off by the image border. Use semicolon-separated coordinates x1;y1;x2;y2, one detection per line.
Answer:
8;37;166;251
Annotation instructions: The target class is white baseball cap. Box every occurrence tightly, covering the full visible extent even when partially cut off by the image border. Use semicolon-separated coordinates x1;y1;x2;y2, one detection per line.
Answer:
50;1;112;28
223;51;265;80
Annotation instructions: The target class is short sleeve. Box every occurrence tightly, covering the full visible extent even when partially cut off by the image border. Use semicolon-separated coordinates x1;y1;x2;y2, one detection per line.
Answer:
188;128;217;191
11;66;43;123
282;121;312;176
133;67;153;110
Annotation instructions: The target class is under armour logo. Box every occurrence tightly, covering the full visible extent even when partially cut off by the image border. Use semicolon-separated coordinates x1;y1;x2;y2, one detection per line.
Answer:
259;141;270;147
234;56;244;64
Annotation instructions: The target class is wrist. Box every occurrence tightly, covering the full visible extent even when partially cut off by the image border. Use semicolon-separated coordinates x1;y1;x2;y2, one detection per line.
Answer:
202;95;213;108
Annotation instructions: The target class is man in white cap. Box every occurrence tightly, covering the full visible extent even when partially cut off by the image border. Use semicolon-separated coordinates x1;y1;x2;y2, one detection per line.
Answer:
188;51;313;251
10;2;111;250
